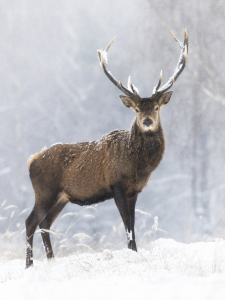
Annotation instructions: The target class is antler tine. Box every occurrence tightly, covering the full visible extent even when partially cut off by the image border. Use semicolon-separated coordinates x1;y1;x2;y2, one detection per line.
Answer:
105;36;117;52
153;29;189;94
152;70;162;94
128;76;139;95
97;38;139;98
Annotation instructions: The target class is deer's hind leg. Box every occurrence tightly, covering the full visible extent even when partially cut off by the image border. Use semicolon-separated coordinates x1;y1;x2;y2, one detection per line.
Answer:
25;205;39;268
25;199;55;268
39;193;68;260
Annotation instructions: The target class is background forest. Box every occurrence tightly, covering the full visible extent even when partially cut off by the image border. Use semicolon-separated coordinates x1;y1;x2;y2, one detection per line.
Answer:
1;0;225;257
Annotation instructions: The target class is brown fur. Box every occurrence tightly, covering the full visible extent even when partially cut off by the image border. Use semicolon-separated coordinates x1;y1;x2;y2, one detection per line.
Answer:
27;147;47;171
29;124;164;204
25;93;171;268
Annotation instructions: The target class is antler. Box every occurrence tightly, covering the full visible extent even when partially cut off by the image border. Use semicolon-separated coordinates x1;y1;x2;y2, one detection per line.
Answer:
152;28;189;94
97;37;139;99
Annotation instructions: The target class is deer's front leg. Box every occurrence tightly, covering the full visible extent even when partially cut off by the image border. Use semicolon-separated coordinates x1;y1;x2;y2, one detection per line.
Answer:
127;193;137;251
112;183;136;250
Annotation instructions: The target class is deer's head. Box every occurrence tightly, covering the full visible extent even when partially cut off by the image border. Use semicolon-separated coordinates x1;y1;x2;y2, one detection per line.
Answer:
97;30;188;132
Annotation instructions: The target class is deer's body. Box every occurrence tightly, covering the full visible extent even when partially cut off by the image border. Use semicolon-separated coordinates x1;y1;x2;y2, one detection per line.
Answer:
29;121;164;207
25;30;188;268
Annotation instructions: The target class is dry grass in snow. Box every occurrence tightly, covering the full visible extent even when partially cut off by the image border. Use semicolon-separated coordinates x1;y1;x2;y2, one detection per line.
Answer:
1;238;225;300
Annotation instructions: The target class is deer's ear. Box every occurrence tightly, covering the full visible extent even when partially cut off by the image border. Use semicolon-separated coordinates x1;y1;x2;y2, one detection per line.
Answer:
158;91;173;106
119;96;136;108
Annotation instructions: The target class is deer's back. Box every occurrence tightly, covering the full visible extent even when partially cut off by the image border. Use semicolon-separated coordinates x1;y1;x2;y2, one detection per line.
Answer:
29;130;139;203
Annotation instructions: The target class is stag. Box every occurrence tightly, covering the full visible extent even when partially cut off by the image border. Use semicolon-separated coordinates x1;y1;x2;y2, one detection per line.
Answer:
25;29;188;268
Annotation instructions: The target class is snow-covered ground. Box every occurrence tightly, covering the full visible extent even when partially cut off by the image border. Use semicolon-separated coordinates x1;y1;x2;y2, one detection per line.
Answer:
1;238;225;300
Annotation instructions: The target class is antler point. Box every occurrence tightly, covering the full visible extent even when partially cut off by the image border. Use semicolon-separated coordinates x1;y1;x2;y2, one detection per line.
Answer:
106;36;117;52
160;70;162;79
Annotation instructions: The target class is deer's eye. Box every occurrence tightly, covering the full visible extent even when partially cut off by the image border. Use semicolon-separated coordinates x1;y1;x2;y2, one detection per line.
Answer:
155;107;159;111
135;109;139;113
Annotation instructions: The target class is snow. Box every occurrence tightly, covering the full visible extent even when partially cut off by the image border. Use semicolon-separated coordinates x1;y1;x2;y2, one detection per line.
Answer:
50;142;63;147
1;238;225;300
127;76;139;95
102;50;108;64
126;229;132;241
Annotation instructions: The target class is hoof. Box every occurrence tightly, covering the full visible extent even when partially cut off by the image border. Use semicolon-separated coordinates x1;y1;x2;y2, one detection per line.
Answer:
128;240;137;252
25;263;33;269
25;259;34;269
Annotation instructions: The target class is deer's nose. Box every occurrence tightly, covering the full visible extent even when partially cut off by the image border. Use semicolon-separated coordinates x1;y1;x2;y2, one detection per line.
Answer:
143;118;153;127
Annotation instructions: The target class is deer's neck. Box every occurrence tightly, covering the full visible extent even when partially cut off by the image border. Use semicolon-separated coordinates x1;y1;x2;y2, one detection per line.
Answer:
129;120;165;170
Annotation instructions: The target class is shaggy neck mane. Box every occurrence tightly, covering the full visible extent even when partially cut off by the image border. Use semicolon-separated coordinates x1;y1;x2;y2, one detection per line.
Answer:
128;119;165;161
